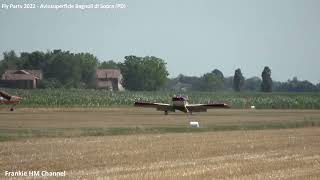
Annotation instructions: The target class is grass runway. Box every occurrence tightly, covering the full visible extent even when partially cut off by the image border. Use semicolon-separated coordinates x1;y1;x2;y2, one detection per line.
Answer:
0;108;320;179
0;108;320;140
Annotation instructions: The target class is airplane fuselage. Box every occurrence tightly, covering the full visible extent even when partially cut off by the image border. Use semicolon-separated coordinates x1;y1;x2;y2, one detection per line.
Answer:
0;91;22;111
171;96;189;113
134;95;230;115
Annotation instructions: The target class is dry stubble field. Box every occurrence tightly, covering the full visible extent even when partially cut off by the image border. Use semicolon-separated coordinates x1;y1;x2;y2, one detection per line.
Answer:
0;108;320;179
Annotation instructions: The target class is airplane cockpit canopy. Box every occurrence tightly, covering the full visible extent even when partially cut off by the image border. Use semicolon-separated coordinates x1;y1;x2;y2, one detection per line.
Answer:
172;95;188;101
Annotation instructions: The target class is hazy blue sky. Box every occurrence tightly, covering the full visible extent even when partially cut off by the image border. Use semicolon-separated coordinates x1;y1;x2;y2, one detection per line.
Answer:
1;0;319;83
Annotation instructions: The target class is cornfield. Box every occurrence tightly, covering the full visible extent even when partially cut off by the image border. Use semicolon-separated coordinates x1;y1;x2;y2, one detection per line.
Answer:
1;88;320;109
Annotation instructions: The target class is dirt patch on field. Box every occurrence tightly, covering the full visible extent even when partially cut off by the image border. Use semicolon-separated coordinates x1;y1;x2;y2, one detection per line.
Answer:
1;128;320;179
0;109;320;179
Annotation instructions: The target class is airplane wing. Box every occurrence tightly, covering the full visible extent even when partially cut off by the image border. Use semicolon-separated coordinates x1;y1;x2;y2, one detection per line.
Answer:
0;91;12;100
186;103;230;112
134;102;172;111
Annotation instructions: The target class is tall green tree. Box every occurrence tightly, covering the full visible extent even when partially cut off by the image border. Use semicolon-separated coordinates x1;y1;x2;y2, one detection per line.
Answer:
20;51;46;69
120;55;168;91
212;69;224;80
233;68;245;92
37;50;98;88
200;73;224;91
212;69;225;90
261;66;272;92
0;50;20;75
99;60;119;69
45;51;82;88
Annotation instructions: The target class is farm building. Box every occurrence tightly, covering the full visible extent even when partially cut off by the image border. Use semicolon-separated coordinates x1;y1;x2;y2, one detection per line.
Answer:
0;70;43;89
96;69;124;91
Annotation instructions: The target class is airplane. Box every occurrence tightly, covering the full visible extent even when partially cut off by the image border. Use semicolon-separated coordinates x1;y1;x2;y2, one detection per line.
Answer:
0;91;22;111
134;95;230;115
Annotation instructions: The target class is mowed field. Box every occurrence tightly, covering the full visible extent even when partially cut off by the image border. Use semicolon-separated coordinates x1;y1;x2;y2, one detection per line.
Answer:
0;108;320;179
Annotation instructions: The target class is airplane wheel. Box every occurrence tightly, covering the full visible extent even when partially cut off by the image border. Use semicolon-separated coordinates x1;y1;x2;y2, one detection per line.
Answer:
164;111;168;115
10;108;14;111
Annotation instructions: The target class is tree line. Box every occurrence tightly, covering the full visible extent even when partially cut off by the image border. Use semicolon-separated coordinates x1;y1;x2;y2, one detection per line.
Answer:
168;67;320;92
0;50;319;92
0;50;167;90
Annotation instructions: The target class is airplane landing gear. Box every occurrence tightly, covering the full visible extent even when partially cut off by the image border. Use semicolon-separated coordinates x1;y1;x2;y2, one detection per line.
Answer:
10;104;16;111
